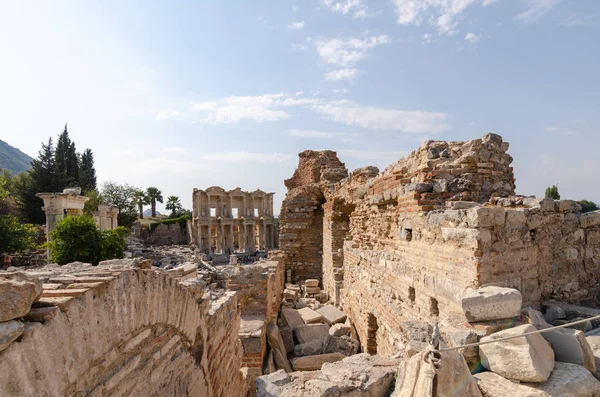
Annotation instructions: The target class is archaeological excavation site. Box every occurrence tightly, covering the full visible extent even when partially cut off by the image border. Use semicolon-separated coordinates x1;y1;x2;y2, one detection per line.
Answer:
2;133;600;397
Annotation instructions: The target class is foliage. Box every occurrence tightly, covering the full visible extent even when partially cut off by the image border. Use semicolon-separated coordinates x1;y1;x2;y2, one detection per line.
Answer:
47;215;102;264
79;148;97;193
580;200;599;213
101;181;138;228
0;139;33;174
0;214;36;254
165;195;182;217
83;189;103;214
100;227;128;260
150;215;190;232
545;185;560;200
132;190;150;219
146;186;163;218
55;125;79;188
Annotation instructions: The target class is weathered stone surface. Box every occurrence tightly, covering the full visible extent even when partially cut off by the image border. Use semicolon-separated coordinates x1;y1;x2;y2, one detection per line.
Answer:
280;325;295;354
266;321;287;355
281;308;305;329
0;320;24;353
329;323;351;337
316;304;347;326
529;362;600;396
293;324;330;344
297;307;324;324
291;352;345;371
545;305;566;324
256;370;291;397
294;339;324;357
521;307;551;330
461;286;522;322
543;327;596;373
474;371;549;396
305;279;319;287
479;324;554;382
322;335;359;356
0;272;43;322
586;335;600;379
272;348;293;373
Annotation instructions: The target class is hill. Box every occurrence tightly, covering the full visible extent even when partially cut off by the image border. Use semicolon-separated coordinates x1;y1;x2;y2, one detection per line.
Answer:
0;139;33;174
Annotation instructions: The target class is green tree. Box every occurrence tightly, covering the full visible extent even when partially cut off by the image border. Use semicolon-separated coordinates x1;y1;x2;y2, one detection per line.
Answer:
0;214;36;254
165;195;182;217
15;138;58;223
55;124;79;188
83;189;103;214
146;187;163;218
132;190;150;219
100;227;128;260
579;200;599;213
78;148;97;193
545;185;560;200
101;182;138;228
47;215;102;265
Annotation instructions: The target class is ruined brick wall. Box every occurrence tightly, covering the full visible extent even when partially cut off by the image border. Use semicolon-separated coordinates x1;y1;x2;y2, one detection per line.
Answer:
142;223;188;246
0;267;245;397
279;150;348;284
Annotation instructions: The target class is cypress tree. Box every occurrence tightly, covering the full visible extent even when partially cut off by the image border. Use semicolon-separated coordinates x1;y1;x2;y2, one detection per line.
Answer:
78;149;97;192
55;124;79;187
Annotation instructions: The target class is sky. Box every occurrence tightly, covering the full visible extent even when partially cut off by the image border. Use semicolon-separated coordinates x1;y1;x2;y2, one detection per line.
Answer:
1;0;599;215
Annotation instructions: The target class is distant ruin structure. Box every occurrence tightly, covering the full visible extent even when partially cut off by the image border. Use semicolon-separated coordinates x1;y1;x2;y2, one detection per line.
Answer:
191;187;278;253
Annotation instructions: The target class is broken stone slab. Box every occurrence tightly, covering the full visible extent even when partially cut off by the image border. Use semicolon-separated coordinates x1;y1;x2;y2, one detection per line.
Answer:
291;352;345;371
316;304;347;326
322;335;359;356
263;350;276;375
0;272;43;322
305;279;319;288
479;324;554;382
293;324;330;345
586;335;600;379
461;286;522;322
528;362;600;396
542;327;596;374
545;305;566;324
294;339;324;357
521;307;552;330
474;371;549;396
266;321;287;356
329;323;351;337
280;325;295;354
0;320;24;353
400;320;432;343
256;370;291;397
281;308;305;329
272;348;293;373
297;307;324;324
304;286;320;295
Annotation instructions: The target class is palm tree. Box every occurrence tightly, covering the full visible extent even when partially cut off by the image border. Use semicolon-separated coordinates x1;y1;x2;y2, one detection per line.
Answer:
132;190;149;219
146;187;163;218
165;195;183;217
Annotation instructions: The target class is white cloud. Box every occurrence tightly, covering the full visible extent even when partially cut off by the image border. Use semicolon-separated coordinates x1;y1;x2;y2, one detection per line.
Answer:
291;43;307;51
200;151;294;164
464;32;481;43
333;88;350;94
392;0;499;35
544;126;578;136
155;110;181;120
287;21;305;31
292;5;299;12
189;93;321;124
162;147;187;153
311;100;449;134
316;35;390;67
515;0;559;23
423;33;437;44
324;68;359;81
323;0;372;18
289;129;361;141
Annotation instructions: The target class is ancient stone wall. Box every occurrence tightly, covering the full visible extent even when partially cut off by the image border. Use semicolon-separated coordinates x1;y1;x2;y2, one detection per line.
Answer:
138;223;188;246
0;266;245;397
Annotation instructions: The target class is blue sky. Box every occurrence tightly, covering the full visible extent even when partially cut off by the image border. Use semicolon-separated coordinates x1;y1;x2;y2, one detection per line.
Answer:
1;0;599;214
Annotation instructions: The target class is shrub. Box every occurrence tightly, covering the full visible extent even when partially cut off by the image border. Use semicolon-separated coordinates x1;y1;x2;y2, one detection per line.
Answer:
0;214;36;254
100;227;128;260
545;185;560;200
150;215;190;232
580;200;599;213
48;215;102;265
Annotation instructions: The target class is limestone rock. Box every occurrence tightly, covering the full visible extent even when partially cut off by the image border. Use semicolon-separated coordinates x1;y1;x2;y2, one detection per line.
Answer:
316;304;347;326
585;335;600;379
474;371;549;396
281;308;305;329
272;348;293;373
480;324;554;382
263;350;276;375
543;327;596;374
461;286;522;322
305;279;319;287
530;362;600;396
521;307;552;330
256;370;291;397
322;335;359;356
0;272;43;322
294;338;324;357
280;325;295;354
297;307;324;324
291;352;345;371
545;305;566;324
266;321;287;355
0;320;24;353
294;324;330;344
329;323;351;337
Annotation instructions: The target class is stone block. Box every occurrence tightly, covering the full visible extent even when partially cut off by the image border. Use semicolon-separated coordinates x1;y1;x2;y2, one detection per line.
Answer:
0;272;43;322
329;323;351;337
293;324;330;344
531;362;600;396
272;348;292;373
581;210;600;228
543;327;596;373
316;305;347;326
474;371;549;396
256;370;291;397
294;339;324;357
297;307;324;324
305;279;319;287
266;321;287;355
279;325;295;354
291;353;345;371
586;335;600;379
305;286;320;294
467;206;506;228
0;320;24;353
461;286;522;322
480;324;554;382
281;308;304;329
539;197;556;212
322;335;359;356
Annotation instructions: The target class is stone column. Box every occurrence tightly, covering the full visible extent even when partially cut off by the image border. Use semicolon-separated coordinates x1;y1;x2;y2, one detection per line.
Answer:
207;224;212;253
239;223;246;252
250;224;256;252
228;225;234;253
